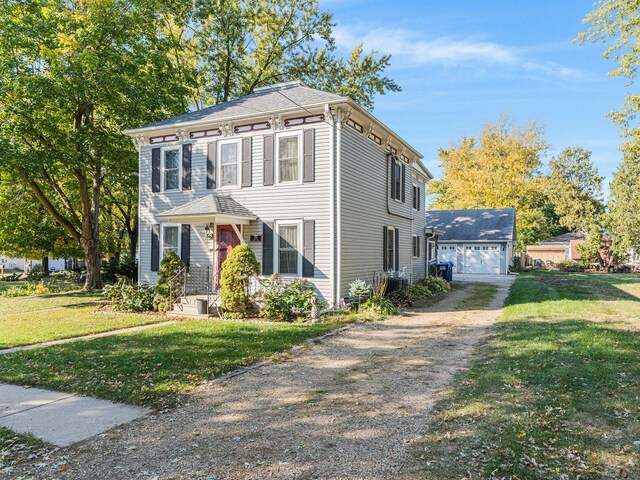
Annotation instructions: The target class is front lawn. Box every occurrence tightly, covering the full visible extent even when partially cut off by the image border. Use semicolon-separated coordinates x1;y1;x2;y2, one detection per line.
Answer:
0;291;167;349
0;318;351;409
417;272;640;478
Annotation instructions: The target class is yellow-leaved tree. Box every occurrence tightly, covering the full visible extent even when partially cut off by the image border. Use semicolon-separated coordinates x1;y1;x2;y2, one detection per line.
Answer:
428;116;557;248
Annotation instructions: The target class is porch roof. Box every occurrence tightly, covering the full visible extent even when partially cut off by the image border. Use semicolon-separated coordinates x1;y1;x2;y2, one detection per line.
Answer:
158;194;257;224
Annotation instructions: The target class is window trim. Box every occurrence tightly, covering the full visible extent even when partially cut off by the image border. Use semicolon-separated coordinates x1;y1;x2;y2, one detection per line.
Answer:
217;138;242;189
413;184;421;211
413;235;421;258
160;145;182;192
275;130;303;185
160;223;181;263
274;219;303;276
391;157;402;202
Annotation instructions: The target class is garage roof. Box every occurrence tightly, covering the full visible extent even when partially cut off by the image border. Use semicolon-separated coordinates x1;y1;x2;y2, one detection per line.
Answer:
425;208;516;243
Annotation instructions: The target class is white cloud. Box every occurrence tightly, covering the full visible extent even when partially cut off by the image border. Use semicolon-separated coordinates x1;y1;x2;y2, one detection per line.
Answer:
333;25;591;81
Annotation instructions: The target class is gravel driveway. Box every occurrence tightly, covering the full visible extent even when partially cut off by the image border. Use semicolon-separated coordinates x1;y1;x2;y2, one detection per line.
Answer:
12;283;510;480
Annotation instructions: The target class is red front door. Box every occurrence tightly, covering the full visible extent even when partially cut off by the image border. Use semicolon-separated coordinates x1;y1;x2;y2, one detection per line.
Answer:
216;225;241;287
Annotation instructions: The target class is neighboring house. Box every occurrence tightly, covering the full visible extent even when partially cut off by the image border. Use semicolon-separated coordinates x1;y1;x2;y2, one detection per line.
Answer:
0;256;67;272
526;232;585;265
425;208;516;275
124;80;433;308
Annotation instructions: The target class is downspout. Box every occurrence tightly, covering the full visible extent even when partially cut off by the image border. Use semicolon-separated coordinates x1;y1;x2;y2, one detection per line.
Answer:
326;104;336;308
135;140;142;284
336;108;343;307
425;229;437;277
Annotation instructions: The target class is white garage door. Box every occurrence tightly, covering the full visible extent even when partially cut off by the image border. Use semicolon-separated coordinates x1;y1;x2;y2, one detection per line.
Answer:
464;244;501;274
438;245;457;264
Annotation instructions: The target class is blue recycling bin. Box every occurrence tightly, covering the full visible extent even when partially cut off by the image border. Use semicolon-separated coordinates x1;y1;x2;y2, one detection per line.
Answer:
436;261;454;282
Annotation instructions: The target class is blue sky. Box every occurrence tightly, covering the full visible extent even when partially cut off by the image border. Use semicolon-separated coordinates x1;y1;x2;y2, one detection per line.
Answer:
322;0;628;194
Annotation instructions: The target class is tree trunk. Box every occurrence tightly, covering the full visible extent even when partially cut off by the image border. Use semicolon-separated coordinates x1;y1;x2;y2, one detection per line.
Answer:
82;237;101;289
77;165;102;290
128;214;138;260
42;256;50;277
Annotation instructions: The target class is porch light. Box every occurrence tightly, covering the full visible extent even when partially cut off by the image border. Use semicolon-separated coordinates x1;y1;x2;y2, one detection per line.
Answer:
204;225;214;240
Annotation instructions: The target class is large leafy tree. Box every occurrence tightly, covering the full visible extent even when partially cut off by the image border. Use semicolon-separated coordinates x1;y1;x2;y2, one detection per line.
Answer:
191;0;399;110
609;143;640;255
546;147;605;234
0;0;193;289
427;116;554;248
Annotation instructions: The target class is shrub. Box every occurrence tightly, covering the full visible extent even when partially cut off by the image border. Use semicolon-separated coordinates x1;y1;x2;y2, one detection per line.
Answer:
349;279;371;299
359;296;398;316
409;284;433;300
259;274;320;321
103;277;155;312
220;244;260;315
387;289;413;307
419;276;451;293
102;256;137;283
155;252;185;300
556;260;583;272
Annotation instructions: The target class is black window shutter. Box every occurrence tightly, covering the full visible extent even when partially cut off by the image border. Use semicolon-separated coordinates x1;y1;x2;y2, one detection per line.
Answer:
401;164;406;203
206;141;216;189
390;157;395;200
303;220;315;277
241;137;252;187
383;226;388;271
303;129;315;182
182;143;192;191
181;224;191;267
262;221;274;275
263;134;274;186
152;148;161;192
151;224;160;272
394;228;400;271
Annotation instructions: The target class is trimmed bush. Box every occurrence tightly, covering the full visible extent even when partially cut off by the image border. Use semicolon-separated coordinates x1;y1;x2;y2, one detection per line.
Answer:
155;252;184;300
220;244;260;315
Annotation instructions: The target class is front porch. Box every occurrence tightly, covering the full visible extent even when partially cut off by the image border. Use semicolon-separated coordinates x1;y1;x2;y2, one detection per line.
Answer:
158;195;258;318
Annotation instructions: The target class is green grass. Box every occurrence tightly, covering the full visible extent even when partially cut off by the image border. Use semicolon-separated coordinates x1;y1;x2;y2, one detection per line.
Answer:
454;282;498;311
0;280;27;293
0;291;167;349
0;318;351;409
0;427;49;468
417;271;640;479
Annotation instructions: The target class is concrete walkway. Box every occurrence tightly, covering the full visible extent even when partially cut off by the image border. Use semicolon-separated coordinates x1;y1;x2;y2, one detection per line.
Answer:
0;384;150;447
0;320;177;355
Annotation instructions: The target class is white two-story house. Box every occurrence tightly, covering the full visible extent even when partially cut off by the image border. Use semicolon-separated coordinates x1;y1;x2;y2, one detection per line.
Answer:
124;81;433;309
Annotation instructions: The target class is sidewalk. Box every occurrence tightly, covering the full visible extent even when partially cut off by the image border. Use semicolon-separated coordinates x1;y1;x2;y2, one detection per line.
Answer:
0;384;150;447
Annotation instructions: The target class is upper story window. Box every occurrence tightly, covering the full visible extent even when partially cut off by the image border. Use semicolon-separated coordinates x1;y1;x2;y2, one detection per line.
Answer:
413;185;421;210
390;156;403;201
277;132;302;184
276;221;302;276
162;147;181;191
161;224;180;260
219;139;240;188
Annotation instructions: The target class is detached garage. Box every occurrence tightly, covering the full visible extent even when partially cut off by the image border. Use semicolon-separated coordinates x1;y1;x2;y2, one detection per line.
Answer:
425;208;516;275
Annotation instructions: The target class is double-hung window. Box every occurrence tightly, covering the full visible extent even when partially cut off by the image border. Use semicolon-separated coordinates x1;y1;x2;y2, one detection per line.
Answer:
163;147;181;191
277;132;301;183
391;157;402;201
219;140;240;188
413;235;421;258
161;224;180;260
276;221;302;275
387;226;396;271
413;185;420;210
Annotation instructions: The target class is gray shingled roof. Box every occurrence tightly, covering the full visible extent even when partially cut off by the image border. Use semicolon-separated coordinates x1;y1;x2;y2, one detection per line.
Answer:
425;208;516;242
541;232;585;244
158;195;256;219
133;81;344;131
